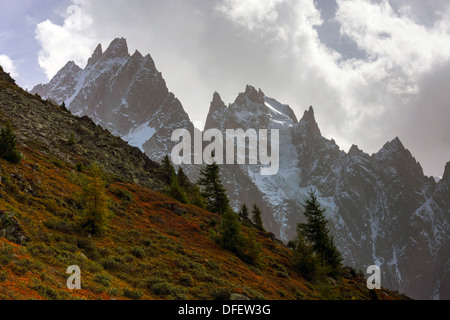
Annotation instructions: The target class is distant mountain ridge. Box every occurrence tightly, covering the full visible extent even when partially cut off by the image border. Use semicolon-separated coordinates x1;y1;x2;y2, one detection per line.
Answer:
31;38;449;300
32;37;193;161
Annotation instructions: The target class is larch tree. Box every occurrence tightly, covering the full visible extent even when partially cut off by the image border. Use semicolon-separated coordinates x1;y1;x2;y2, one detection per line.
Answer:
79;163;109;236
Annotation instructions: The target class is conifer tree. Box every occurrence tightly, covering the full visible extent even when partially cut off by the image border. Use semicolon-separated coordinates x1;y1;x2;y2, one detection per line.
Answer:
0;122;21;164
60;101;69;112
251;204;265;231
197;160;230;215
159;155;176;185
79;163;109;236
219;207;243;252
191;185;206;209
239;203;251;225
323;235;343;272
298;190;342;273
177;166;190;189
292;229;318;280
167;177;188;204
239;228;261;265
159;155;188;203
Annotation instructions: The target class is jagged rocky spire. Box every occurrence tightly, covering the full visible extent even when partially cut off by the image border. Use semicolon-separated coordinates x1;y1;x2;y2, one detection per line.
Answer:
443;161;450;181
298;106;321;136
102;37;129;60
87;44;103;66
348;144;364;156
210;92;227;113
234;85;265;105
204;91;227;130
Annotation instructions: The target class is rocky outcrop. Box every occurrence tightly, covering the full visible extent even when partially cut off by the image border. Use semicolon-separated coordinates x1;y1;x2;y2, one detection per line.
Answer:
31;38;192;162
0;66;163;191
203;85;449;300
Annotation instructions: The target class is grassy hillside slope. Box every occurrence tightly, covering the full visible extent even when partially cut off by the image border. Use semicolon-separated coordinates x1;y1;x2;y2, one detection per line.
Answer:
0;65;408;300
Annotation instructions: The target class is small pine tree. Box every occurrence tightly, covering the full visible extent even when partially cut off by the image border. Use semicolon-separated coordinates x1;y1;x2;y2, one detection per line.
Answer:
238;228;262;265
218;207;243;252
292;230;318;280
298;190;342;274
251;204;265;231
167;176;188;204
239;203;251;224
79;163;109;236
215;204;262;265
160;155;176;185
197;160;230;215
60;102;69;112
0;122;21;163
323;235;343;275
177;166;190;189
190;185;206;209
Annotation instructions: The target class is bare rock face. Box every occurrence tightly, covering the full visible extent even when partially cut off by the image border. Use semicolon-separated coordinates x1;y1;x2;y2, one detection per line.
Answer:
31;38;191;162
0;65;163;191
204;92;227;130
31;61;82;104
30;42;449;300
203;85;449;300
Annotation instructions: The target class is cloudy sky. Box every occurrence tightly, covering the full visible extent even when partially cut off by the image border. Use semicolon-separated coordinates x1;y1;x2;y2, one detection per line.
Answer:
1;0;449;177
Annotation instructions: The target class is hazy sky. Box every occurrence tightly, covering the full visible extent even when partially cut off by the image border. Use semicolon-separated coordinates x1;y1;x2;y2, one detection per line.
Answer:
1;0;449;177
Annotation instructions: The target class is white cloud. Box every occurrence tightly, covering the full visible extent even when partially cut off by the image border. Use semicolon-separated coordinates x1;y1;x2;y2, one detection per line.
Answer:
35;1;97;79
336;0;450;94
215;0;450;175
0;54;18;78
216;0;289;40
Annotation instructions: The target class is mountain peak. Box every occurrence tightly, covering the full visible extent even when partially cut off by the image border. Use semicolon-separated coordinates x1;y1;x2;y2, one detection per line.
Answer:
443;161;450;181
102;37;129;60
57;61;82;76
245;85;257;94
205;91;227;130
298;106;321;136
132;49;142;58
375;137;425;176
210;91;226;113
391;136;404;148
212;91;225;106
237;85;265;104
379;137;406;155
348;144;364;156
87;44;103;66
143;53;156;70
303;105;315;118
64;60;78;68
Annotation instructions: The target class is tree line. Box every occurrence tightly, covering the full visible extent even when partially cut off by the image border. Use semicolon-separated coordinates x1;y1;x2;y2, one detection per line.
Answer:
160;154;343;277
0;122;343;279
